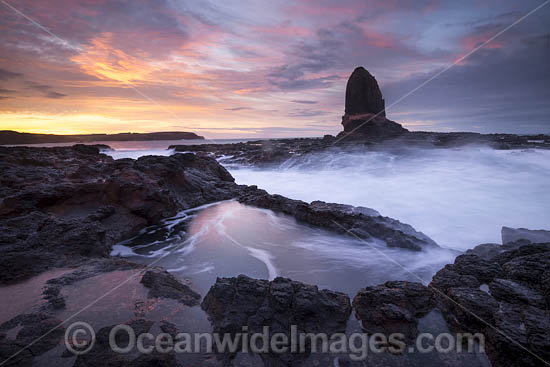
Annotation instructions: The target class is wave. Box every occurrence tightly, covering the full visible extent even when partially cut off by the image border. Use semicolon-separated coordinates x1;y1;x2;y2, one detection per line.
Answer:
230;146;550;251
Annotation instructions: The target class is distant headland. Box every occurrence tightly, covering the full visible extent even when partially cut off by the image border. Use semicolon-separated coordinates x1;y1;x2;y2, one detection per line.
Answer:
0;130;205;145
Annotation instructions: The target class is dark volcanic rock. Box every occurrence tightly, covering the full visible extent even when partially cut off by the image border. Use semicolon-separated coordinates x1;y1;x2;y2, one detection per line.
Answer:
0;143;441;286
170;138;332;167
339;66;408;140
345;66;386;117
502;226;550;245
201;274;351;365
140;268;201;306
238;187;438;251
0;313;65;367
353;281;434;342
488;278;546;307
0;145;238;283
170;134;550;167
430;243;550;367
339;113;408;139
69;318;155;367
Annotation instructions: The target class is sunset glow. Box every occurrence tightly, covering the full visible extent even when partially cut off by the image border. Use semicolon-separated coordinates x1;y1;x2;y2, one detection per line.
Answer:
1;0;548;137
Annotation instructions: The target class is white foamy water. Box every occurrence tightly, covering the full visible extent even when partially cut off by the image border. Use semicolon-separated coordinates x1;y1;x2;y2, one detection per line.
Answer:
230;146;550;251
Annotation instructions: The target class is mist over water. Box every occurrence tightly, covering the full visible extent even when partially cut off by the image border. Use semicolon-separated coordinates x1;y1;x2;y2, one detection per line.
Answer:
230;146;550;251
108;142;550;296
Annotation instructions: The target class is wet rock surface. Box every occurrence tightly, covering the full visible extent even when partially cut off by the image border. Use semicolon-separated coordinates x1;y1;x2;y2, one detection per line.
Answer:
1;142;549;366
0;144;442;288
0;313;65;367
141;268;201;306
353;281;434;342
201;274;351;366
0;145;238;283
238;186;438;251
430;242;550;367
170;133;550;167
338;113;408;139
170;138;332;166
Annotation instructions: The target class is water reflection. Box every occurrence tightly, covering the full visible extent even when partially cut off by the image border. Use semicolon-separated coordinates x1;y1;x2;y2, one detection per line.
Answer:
113;201;458;296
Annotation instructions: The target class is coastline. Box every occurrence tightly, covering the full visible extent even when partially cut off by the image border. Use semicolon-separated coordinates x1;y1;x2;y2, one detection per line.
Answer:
0;142;548;366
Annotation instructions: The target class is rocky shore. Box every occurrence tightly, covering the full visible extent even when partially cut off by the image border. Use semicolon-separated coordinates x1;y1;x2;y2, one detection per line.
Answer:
1;66;548;366
0;144;548;367
0;144;237;283
0;144;440;285
170;132;550;167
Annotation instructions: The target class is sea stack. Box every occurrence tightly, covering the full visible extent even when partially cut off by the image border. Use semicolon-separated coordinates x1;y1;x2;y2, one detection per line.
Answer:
338;66;408;139
345;66;386;117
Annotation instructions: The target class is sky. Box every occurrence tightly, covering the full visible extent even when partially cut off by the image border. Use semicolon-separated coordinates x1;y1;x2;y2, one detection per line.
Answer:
0;0;548;138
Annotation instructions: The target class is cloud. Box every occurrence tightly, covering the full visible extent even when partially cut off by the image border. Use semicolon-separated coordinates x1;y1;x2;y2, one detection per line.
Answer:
287;109;328;118
45;91;67;99
0;0;548;137
291;100;318;104
383;33;550;133
25;81;67;99
25;81;52;92
225;106;252;111
0;68;23;80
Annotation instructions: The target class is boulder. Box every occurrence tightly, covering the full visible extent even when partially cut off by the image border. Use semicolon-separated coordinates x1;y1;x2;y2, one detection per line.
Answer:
430;243;550;366
140;268;201;306
201;274;351;365
0;313;65;367
352;281;434;342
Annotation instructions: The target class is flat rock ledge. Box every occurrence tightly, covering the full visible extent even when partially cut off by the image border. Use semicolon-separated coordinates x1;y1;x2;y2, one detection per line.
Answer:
201;274;351;366
141;268;201;306
238;186;438;251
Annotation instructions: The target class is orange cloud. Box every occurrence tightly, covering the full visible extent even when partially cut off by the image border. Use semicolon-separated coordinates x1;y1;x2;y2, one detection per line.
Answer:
71;33;154;83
